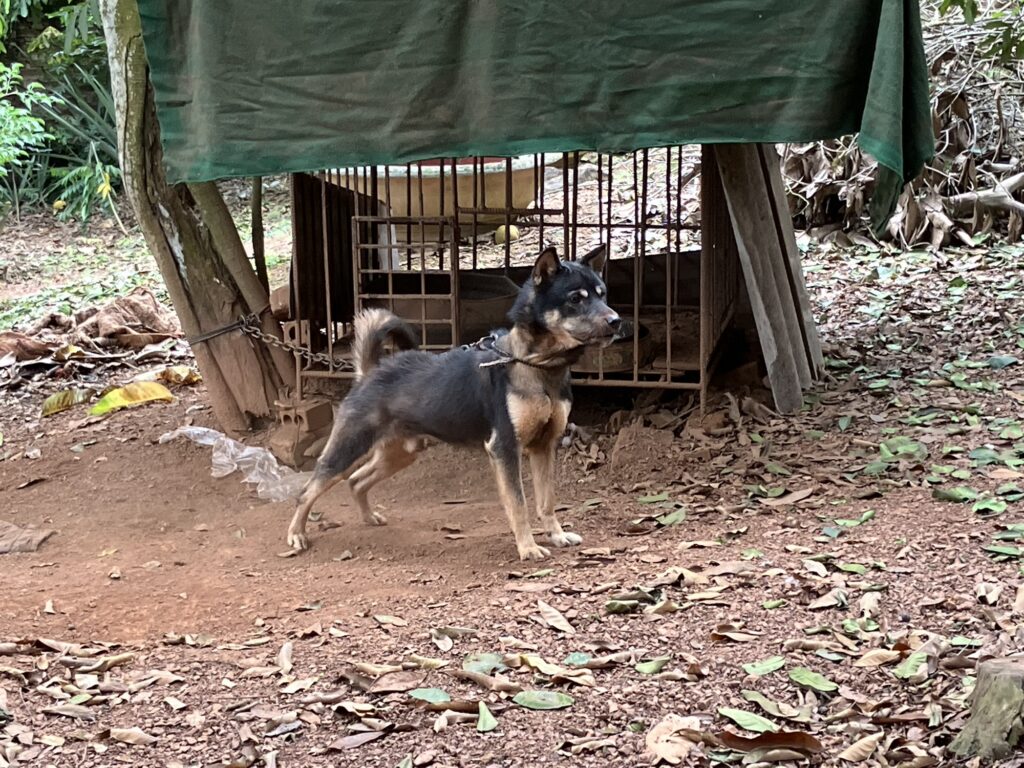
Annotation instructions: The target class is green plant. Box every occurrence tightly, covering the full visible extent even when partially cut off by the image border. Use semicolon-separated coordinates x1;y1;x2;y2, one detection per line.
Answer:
48;142;122;226
0;0;39;53
27;1;107;80
0;62;57;218
2;0;116;222
939;0;1024;62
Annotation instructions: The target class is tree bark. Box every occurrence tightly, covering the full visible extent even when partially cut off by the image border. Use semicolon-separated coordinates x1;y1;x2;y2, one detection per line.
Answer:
100;0;288;432
251;177;269;293
950;657;1024;761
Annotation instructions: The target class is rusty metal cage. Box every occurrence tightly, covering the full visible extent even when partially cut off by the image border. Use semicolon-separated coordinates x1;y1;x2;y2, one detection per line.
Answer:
285;146;740;409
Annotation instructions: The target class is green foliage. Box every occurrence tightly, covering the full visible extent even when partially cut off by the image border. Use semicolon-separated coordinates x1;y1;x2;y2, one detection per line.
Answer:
1;0;116;223
36;64;117;164
0;62;56;216
28;1;107;80
939;0;1024;62
48;146;120;223
0;0;41;53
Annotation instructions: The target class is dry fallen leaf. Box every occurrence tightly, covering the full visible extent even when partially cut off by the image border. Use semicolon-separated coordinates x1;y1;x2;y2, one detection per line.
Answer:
803;559;828;578
281;677;317;694
43;704;96;720
1015;585;1024;615
837;731;884;762
276;642;294;676
711;623;760;643
368;670;426;694
853;649;902;668
327;731;386;750
644;714;704;764
164;696;187;711
537;600;576;635
715;729;823;754
757;487;815;507
104;727;157;746
976;582;1003;605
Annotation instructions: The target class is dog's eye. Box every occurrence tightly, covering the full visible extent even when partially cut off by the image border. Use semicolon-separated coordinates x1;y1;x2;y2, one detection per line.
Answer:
569;293;584;305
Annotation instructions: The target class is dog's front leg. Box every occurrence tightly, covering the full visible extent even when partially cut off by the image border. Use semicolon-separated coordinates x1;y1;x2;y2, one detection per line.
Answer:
486;432;549;561
528;444;582;548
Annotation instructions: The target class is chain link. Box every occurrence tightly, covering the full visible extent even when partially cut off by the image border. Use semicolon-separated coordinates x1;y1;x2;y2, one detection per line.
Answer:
239;313;353;371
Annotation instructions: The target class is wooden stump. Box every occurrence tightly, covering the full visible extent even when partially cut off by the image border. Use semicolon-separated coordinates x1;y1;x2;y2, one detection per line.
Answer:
950;657;1024;761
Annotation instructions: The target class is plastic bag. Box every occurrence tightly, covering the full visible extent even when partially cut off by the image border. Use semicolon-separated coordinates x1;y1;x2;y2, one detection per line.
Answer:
160;426;310;502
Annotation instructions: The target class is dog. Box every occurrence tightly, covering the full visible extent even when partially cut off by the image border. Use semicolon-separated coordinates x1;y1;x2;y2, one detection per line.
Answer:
286;244;621;560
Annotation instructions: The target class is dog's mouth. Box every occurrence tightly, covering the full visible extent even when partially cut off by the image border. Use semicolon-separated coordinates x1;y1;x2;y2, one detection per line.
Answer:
574;328;622;348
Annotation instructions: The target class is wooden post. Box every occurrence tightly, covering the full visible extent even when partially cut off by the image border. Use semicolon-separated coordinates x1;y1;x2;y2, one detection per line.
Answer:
713;144;804;414
757;144;823;377
699;145;740;414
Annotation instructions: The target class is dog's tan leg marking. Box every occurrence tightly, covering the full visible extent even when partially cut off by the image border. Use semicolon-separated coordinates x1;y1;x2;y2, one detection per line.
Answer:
347;438;420;525
288;472;347;551
528;399;581;548
485;431;549;561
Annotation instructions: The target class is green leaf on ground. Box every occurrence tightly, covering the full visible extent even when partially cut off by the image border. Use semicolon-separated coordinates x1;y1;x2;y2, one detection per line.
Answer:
463;653;506;675
973;498;1008;516
789;667;838;692
477;701;498;732
717;707;778;733
635;656;671;675
743;656;785;676
893;652;927;680
637;492;669;504
512;691;574;710
409;688;450;704
933;486;979;503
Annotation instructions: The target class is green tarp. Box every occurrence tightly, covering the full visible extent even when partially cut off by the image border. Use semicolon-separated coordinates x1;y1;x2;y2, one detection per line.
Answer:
137;0;933;227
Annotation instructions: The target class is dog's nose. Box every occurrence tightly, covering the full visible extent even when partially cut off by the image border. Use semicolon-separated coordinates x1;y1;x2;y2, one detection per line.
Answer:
606;314;622;332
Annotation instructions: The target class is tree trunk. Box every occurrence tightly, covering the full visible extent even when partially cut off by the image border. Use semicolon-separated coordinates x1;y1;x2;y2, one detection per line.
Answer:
251;177;269;293
100;0;290;433
950;657;1024;761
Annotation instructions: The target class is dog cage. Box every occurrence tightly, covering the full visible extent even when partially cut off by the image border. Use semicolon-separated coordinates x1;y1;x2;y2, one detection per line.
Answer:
283;146;741;409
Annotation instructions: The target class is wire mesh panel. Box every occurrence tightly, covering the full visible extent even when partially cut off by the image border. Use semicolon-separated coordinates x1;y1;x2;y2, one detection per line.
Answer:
288;147;740;405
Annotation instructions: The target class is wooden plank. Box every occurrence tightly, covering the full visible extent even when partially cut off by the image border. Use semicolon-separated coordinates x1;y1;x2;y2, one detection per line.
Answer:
713;144;804;414
758;143;824;377
699;145;739;414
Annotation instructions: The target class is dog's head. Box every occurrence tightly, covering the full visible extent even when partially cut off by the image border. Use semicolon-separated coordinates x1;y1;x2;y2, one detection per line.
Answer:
509;244;621;349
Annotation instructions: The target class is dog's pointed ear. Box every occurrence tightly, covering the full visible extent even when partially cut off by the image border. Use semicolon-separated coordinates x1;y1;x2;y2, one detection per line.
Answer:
580;244;608;274
532;247;561;285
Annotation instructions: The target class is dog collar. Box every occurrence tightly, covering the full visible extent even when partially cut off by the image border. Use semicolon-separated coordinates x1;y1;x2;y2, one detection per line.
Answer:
466;333;568;371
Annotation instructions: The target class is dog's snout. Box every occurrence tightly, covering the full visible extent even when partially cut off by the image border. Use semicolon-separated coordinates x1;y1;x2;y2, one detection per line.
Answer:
606;314;622;332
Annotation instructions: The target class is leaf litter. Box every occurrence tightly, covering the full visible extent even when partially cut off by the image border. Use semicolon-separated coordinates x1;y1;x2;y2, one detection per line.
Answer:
4;241;1024;765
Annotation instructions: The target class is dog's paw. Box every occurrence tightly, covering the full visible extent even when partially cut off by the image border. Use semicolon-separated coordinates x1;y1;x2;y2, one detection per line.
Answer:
550;531;582;548
364;511;388;526
518;543;551;561
287;530;310;551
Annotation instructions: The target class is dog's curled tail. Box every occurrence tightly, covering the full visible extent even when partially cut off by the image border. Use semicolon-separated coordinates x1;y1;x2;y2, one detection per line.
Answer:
352;308;418;380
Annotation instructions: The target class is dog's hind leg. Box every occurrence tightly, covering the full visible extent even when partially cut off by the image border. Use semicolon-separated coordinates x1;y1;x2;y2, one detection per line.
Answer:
287;418;376;551
347;438;421;526
528;443;582;548
486;429;549;561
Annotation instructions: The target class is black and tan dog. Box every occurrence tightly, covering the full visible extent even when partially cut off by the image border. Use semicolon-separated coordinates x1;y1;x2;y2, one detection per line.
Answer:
286;244;620;560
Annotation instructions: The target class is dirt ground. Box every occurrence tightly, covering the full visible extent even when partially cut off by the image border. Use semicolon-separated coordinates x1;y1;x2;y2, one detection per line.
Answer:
2;218;1024;766
1;388;1012;768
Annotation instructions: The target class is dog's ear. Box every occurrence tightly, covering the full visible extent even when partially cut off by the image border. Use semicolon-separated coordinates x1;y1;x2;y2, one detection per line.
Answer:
580;244;608;274
532;247;561;285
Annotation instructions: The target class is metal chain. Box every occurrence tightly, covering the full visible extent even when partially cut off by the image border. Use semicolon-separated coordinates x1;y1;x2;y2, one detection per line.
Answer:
239;313;353;371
